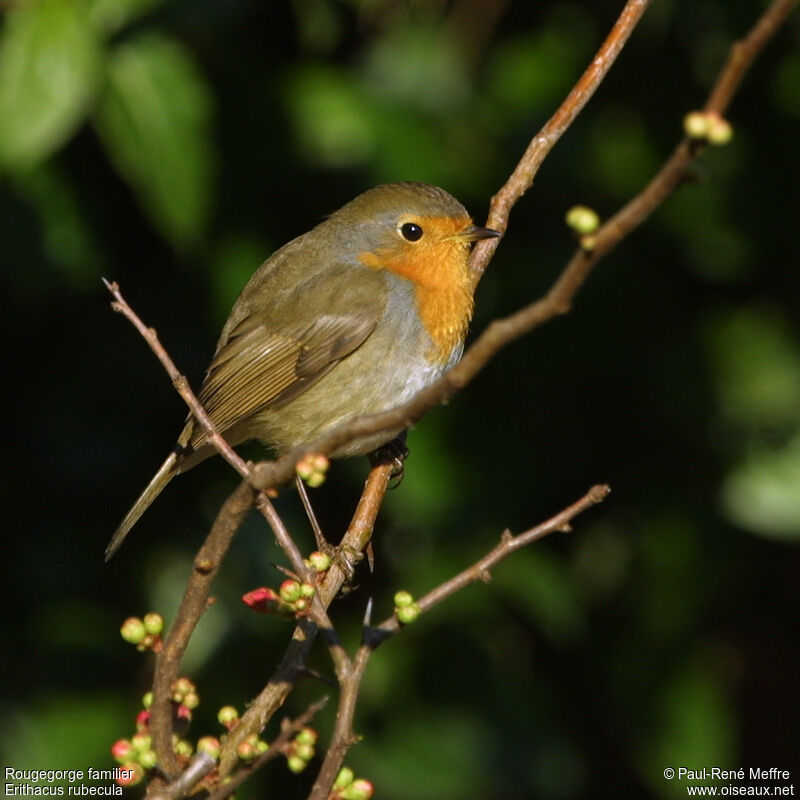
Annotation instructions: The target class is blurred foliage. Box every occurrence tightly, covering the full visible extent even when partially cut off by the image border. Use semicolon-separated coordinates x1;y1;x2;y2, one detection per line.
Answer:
1;1;798;798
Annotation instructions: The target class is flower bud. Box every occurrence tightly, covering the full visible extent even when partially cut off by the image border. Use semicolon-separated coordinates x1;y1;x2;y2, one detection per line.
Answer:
174;739;193;757
296;453;330;487
333;767;355;789
183;692;200;710
279;580;302;603
565;205;600;235
110;739;134;764
237;737;257;762
217;705;239;727
306;551;331;572
295;727;318;746
142;612;164;636
341;779;374;800
115;763;144;787
242;587;282;614
396;602;421;625
393;590;414;608
142;692;153;709
683;110;710;139
138;750;158;770
135;709;150;733
130;732;152;752
120;617;146;644
287;755;307;773
294;742;314;761
707;113;733;145
197;736;221;759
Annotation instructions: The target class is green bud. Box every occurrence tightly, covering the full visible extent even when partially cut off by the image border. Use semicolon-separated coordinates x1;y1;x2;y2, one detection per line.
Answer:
683;110;710;139
341;779;374;800
197;736;221;759
396;602;421;625
295;727;318;746
142;692;153;709
120;617;146;644
237;740;256;761
299;582;316;599
707;114;733;145
138;750;158;770
307;551;331;572
130;732;151;752
174;739;193;757
287;755;307;773
393;590;414;608
333;767;355;789
115;763;144;787
565;205;600;235
142;612;164;636
294;742;314;761
183;692;200;710
217;705;239;726
279;580;301;603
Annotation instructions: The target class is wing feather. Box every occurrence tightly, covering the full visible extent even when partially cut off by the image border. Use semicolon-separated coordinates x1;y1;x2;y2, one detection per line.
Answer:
186;268;383;451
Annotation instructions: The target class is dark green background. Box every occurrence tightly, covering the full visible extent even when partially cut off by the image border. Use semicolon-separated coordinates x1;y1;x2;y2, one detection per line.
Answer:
1;0;798;797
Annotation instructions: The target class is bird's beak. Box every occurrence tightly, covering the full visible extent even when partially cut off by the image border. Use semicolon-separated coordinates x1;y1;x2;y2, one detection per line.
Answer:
449;224;502;243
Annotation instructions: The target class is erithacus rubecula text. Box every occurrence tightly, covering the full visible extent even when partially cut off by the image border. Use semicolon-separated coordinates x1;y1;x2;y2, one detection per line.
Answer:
106;182;500;560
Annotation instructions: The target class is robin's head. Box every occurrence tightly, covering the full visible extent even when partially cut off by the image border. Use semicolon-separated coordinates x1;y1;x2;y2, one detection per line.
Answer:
326;182;500;362
328;182;500;269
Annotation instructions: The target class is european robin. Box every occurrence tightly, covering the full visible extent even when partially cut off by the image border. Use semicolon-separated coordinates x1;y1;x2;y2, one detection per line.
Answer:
106;182;500;560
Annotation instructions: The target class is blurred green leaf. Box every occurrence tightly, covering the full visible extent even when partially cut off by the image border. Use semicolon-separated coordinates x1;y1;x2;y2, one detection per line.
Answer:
485;5;593;123
356;712;489;800
494;549;586;645
363;24;470;116
88;0;163;37
1;694;130;769
209;233;269;325
10;163;102;289
286;65;376;167
93;33;214;248
639;661;736;799
291;0;343;54
591;106;661;198
706;308;800;431
0;0;102;168
721;433;800;540
771;49;800;118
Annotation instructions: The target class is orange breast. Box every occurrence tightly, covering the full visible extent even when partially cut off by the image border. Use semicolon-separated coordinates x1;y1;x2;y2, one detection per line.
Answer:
360;216;475;363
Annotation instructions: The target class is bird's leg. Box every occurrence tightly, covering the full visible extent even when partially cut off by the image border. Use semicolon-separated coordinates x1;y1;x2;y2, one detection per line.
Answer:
368;431;409;488
295;474;328;551
295;474;362;584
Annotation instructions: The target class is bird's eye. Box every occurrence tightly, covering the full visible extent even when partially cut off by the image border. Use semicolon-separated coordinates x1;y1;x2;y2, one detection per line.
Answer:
399;222;423;242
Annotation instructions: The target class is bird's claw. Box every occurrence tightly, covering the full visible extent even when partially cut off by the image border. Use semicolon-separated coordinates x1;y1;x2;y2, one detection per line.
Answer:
369;434;409;487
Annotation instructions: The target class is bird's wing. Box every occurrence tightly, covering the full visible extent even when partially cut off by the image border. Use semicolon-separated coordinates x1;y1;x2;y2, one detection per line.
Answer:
188;266;383;449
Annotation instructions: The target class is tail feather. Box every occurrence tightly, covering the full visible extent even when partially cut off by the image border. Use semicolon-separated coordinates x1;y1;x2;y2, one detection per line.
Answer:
105;451;180;561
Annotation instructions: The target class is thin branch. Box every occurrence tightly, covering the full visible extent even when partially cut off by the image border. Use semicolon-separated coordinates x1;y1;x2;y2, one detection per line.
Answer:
705;0;798;114
308;484;610;800
307;646;371;800
150;481;255;776
204;697;329;800
470;0;653;281
103;279;251;483
104;280;312;582
378;485;610;637
145;752;216;800
218;463;394;776
248;0;797;495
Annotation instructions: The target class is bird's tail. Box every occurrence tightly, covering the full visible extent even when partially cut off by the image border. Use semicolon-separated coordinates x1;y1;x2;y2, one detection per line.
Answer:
105;451;181;562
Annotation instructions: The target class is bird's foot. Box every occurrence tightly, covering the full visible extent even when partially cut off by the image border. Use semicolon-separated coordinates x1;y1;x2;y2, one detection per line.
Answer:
368;433;409;488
